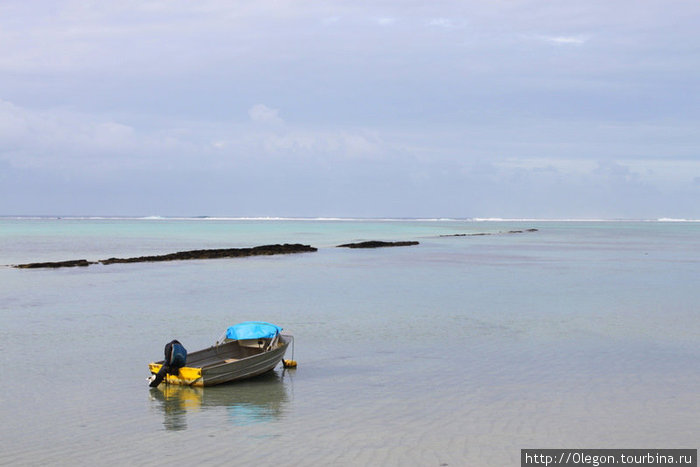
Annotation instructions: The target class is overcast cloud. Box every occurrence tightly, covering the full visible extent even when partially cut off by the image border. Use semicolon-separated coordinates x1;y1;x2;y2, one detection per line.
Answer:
1;0;698;218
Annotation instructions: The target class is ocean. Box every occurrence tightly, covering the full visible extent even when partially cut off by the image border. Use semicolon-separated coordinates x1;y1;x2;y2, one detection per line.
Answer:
1;218;698;465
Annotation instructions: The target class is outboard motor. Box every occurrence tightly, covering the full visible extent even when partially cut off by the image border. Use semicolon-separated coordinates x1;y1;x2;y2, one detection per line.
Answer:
148;339;187;387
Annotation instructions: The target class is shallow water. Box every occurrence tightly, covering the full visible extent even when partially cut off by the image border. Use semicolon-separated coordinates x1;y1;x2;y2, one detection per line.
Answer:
1;219;698;465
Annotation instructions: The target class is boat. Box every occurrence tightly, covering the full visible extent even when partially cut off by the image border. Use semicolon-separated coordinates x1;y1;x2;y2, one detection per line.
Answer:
148;321;294;387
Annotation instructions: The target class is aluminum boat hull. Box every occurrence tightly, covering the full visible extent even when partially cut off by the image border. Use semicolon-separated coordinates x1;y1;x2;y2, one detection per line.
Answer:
148;335;291;387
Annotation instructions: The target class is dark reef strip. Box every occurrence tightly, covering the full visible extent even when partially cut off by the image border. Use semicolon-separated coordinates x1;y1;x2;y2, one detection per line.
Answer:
99;244;317;264
337;240;419;249
14;244;317;269
15;259;94;269
440;228;538;237
507;228;539;234
440;233;489;237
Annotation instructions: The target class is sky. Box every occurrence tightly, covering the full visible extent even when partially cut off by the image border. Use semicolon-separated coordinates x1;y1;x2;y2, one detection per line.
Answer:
1;0;699;219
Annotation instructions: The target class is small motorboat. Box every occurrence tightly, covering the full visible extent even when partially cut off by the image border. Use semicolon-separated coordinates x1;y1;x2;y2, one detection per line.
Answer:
148;321;293;387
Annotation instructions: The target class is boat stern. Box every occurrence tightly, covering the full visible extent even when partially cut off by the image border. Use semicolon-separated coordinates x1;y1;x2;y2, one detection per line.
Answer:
148;363;204;386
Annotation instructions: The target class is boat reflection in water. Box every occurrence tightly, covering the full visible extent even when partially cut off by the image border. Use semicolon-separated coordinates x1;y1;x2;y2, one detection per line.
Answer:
149;370;291;431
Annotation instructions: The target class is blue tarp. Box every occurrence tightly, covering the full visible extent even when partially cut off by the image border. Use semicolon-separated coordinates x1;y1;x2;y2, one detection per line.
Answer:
225;321;282;341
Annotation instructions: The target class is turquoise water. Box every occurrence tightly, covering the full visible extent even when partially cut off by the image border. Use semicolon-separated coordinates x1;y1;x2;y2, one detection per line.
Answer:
1;219;698;465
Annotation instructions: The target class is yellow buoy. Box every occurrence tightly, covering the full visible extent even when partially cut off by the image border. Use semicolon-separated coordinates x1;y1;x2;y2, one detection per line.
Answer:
283;359;297;368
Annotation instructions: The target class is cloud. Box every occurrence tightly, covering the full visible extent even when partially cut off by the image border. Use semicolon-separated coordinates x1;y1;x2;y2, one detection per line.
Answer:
538;35;588;45
0;98;194;171
260;129;383;160
494;155;700;190
322;16;341;26
373;17;397;26
1;1;699;217
0;97;392;176
427;18;455;29
248;104;284;125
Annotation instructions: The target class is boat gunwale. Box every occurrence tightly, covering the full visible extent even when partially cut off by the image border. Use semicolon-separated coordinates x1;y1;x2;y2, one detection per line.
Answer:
201;336;290;371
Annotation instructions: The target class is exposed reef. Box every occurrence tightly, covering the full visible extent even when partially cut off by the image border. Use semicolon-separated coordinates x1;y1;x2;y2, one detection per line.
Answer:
14;259;93;269
439;228;538;237
337;240;419;249
14;244;317;269
13;229;539;269
440;233;489;237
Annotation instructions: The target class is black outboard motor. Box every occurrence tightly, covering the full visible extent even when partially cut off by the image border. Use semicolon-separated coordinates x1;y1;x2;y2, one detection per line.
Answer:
148;339;187;387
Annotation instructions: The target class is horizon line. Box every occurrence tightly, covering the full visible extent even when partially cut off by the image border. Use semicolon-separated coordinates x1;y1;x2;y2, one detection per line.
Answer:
1;215;698;223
